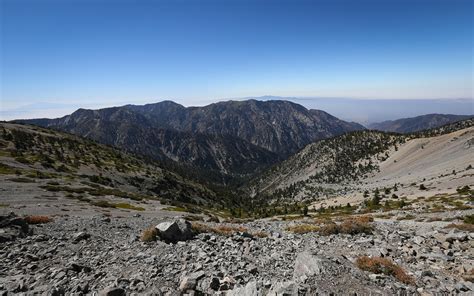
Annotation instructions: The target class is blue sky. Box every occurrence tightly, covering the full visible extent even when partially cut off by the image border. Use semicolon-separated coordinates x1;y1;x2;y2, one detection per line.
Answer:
1;0;473;120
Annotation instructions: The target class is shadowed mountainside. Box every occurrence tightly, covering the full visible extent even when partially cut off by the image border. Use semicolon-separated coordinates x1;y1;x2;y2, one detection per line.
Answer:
17;100;364;181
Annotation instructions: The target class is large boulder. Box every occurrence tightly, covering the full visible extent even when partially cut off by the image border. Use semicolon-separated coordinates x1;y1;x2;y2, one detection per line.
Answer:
155;218;194;243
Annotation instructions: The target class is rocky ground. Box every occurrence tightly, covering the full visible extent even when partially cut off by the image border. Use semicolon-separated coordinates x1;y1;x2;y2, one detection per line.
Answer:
1;204;473;295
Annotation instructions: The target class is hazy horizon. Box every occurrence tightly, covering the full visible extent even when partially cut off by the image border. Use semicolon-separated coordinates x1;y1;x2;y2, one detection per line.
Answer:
1;96;473;125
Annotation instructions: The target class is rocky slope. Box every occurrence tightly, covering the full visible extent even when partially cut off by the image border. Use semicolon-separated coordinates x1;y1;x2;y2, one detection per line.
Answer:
1;197;472;295
250;118;474;202
369;114;473;133
17;100;364;180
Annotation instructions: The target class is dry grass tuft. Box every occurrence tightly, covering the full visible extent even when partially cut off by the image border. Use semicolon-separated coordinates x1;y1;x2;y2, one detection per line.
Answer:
349;215;374;223
426;217;443;222
287;219;373;236
317;222;340;235
396;214;416;221
24;215;53;224
356;256;415;285
463;269;474;282
445;223;474;232
252;231;269;238
191;222;248;236
286;224;320;234
339;219;374;235
140;226;158;242
319;219;373;236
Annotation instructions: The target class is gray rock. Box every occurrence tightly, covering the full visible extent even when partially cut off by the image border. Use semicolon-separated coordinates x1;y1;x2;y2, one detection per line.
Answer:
155;219;194;243
455;282;470;292
293;252;323;281
227;280;259;296
446;232;468;243
413;236;424;245
421;270;434;277
209;277;220;291
69;262;92;273
267;281;298;296
247;264;258;274
72;232;90;243
179;271;205;291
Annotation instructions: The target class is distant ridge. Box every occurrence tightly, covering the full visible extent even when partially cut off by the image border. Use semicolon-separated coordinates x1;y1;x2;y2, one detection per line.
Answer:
368;114;473;133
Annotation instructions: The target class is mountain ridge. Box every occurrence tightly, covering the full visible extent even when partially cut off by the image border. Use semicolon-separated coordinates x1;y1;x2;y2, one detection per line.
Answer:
17;99;364;181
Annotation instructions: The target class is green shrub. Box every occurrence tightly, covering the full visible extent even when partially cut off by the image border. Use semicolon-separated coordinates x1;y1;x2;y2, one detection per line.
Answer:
463;214;474;224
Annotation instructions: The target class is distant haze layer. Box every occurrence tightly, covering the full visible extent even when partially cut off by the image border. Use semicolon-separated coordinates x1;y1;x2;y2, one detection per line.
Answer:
2;97;472;125
283;97;474;125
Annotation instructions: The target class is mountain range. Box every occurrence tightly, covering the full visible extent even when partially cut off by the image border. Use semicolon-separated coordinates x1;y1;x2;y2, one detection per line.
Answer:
6;99;474;214
17;100;364;182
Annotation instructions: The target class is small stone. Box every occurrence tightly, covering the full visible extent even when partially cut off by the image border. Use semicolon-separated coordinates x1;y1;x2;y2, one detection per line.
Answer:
179;272;205;291
455;282;470;292
247;264;258;274
72;232;90;243
421;270;434;277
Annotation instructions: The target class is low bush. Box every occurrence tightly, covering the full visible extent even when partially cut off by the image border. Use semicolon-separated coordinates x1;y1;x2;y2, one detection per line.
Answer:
24;215;53;224
457;185;471;195
356;256;415;285
318;222;340;235
140;226;158;242
338;219;373;235
463;214;474;224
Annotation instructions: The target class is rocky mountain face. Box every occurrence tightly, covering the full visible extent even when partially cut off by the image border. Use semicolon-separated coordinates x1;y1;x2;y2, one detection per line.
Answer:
18;100;364;180
368;114;473;133
250;118;474;202
249;130;407;201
